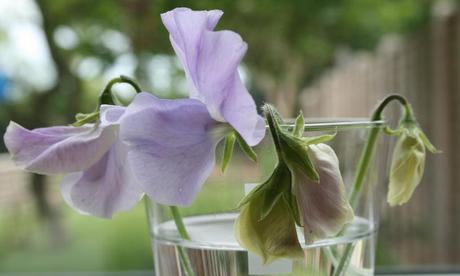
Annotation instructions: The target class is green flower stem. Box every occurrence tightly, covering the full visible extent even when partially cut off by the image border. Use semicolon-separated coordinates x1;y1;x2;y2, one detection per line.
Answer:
348;94;411;207
170;206;191;240
98;75;142;106
332;243;355;276
348;126;380;207
169;206;195;276
336;94;412;275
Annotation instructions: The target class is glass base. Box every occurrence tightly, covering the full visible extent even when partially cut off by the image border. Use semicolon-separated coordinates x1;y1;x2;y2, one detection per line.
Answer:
153;213;376;276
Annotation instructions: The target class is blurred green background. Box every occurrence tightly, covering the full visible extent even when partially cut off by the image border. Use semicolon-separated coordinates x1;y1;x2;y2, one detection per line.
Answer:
0;0;459;273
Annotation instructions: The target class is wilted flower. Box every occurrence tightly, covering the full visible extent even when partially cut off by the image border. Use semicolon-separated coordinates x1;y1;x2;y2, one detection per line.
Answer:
235;105;353;261
387;122;439;206
294;143;354;243
235;163;302;264
4;105;143;218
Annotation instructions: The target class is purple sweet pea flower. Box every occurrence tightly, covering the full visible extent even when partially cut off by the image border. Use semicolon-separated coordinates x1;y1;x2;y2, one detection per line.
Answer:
161;8;265;146
120;92;225;206
4;105;143;218
114;9;266;206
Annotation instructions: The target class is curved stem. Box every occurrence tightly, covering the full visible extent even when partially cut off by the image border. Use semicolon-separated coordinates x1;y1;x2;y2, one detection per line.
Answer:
348;94;412;207
169;206;195;276
98;75;142;106
336;94;413;275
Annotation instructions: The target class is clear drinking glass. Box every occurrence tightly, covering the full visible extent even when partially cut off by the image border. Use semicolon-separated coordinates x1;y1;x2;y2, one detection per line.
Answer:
145;119;388;276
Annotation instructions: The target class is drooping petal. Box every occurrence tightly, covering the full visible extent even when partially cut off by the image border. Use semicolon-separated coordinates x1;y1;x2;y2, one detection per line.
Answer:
161;8;265;146
387;129;426;206
119;92;222;206
295;143;354;243
61;139;142;218
4;121;118;174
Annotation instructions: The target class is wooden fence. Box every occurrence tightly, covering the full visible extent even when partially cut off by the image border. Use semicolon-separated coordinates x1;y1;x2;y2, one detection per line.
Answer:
300;2;460;265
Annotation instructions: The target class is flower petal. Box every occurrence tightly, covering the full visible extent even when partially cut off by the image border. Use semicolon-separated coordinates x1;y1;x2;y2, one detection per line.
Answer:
235;163;302;263
61;139;142;218
161;8;223;101
236;191;302;264
161;9;265;146
295;143;354;243
120;92;220;206
4;121;117;174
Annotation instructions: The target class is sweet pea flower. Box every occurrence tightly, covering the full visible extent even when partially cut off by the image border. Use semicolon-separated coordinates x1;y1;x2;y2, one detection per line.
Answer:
387;123;439;206
161;8;265;146
4;105;143;218
116;8;265;206
120;92;222;206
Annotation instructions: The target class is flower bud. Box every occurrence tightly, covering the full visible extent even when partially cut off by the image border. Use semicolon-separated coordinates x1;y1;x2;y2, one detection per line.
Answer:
387;125;438;206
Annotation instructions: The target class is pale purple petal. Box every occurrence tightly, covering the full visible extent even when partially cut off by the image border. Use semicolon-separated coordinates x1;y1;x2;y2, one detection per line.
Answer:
161;9;265;146
120;92;221;206
220;76;266;146
161;8;223;101
100;104;126;124
61;139;142;218
295;143;354;243
4;121;118;174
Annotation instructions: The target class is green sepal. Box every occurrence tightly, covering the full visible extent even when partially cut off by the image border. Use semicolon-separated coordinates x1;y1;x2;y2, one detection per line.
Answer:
279;133;320;182
282;191;302;226
235;132;258;162
293;110;305;138
384;125;405;136
263;104;319;182
221;132;236;173
72;111;100;127
418;129;440;154
258;164;292;221
302;132;336;145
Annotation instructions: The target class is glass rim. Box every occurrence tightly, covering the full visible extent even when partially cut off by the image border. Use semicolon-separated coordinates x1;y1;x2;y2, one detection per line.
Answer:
275;118;386;131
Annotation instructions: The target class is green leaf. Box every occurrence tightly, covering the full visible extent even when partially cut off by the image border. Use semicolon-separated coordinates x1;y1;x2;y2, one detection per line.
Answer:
293;110;305;137
235;132;258;162
221;132;236;173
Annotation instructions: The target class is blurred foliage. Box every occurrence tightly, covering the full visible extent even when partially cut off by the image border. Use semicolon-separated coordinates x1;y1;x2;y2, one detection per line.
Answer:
0;0;433;129
0;204;153;272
